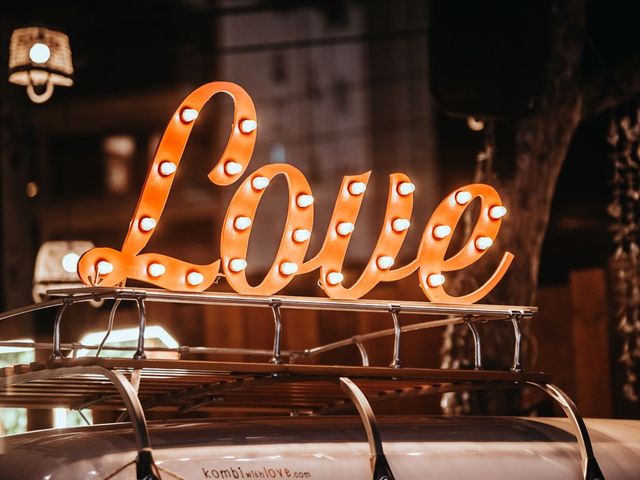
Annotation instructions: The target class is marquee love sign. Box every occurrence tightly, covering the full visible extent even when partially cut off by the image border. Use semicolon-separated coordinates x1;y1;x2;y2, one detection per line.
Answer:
77;82;513;304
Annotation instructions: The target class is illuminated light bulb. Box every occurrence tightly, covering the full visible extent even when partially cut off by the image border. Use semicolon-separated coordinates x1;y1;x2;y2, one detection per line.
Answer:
29;43;50;64
296;194;314;208
180;108;198;123
427;273;445;288
392;218;411;232
292;229;311;243
239;119;257;134
466;116;485;132
433;225;452;239
475;236;494;251
229;258;247;272
251;176;270;191
147;263;166;278
455;191;473;205
348;182;367;196
139;217;157;232
279;262;299;276
336;222;355;236
96;260;113;275
234;216;252;231
224;161;243;176
397;182;416;196
159;161;177;176
377;256;395;270
489;205;507;220
186;271;204;286
326;271;344;286
61;253;80;273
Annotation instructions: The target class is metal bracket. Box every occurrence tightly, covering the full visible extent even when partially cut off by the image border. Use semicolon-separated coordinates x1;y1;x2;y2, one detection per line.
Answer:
465;319;483;370
355;341;370;366
134;298;147;360
510;313;523;372
339;377;395;480
270;300;283;365
389;305;402;368
528;382;605;480
50;299;72;360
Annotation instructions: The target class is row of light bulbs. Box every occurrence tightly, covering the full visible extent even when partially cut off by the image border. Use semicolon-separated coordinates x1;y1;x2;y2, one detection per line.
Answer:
93;107;506;290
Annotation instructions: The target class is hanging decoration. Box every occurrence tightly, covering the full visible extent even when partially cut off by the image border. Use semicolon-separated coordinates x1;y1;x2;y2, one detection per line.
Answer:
8;27;74;104
76;82;514;304
608;106;640;403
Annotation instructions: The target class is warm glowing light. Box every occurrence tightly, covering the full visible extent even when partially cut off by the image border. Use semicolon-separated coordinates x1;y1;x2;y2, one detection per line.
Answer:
148;263;166;277
296;194;314;208
392;218;411;232
251;176;269;191
159;161;177;176
336;222;354;236
489;205;507;219
61;253;80;273
280;262;298;276
475;236;494;251
229;258;247;272
292;229;311;243
29;43;50;63
326;271;344;285
180;108;198;123
97;261;113;275
348;182;367;196
224;161;243;176
397;182;416;196
427;274;445;287
433;225;452;239
139;217;157;232
234;216;252;231
466;116;485;132
239;119;257;133
376;256;394;270
455;191;473;205
186;271;204;286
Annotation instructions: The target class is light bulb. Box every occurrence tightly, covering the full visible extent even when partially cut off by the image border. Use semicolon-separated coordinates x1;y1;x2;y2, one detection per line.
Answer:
336;222;354;236
180;108;198;123
377;256;394;270
392;218;411;232
397;182;416;196
433;225;452;239
234;216;252;231
455;191;473;205
326;271;344;285
224;161;243;176
61;253;80;273
466;116;485;132
296;194;314;208
475;236;494;251
139;217;157;232
97;260;113;275
229;258;247;272
489;205;507;219
427;273;445;287
252;176;270;191
159;161;177;176
29;43;50;64
292;229;311;243
280;262;299;276
348;182;366;195
148;263;166;277
186;271;204;286
239;119;257;133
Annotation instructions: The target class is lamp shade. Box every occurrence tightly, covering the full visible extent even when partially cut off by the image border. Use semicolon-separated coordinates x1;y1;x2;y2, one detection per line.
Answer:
8;27;74;103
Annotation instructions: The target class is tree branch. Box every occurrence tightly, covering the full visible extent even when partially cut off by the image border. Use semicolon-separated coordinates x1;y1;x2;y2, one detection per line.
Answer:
582;54;640;117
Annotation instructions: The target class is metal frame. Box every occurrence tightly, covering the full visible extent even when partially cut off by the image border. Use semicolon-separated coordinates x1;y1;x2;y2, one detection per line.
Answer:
0;365;158;480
